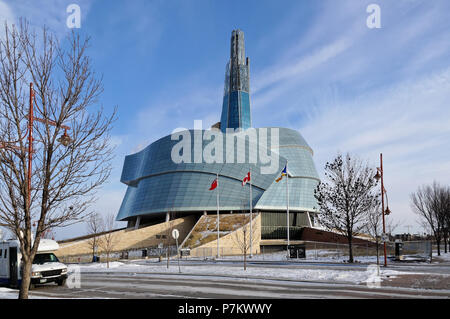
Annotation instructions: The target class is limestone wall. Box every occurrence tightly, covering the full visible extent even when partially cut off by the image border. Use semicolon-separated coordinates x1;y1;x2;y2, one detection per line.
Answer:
55;215;197;258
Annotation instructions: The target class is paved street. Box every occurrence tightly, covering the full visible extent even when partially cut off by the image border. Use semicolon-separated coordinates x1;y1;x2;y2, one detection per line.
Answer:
27;260;450;299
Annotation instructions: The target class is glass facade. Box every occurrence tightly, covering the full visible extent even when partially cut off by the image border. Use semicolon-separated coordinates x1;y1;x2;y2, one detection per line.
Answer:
117;128;320;223
240;92;251;129
222;91;251;131
220;30;251;132
116;30;321;240
261;212;310;239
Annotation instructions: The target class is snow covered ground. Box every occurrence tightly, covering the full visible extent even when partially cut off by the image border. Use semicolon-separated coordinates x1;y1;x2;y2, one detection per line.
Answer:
433;252;450;262
185;250;429;264
67;260;411;285
220;250;385;263
3;253;447;299
0;287;19;299
0;287;54;299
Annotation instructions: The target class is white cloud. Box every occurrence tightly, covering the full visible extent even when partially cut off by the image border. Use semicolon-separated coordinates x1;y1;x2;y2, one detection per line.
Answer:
253;37;353;95
1;0;92;39
130;86;221;154
0;1;15;39
0;1;14;22
241;1;450;235
300;67;450;234
53;187;128;240
49;0;450;239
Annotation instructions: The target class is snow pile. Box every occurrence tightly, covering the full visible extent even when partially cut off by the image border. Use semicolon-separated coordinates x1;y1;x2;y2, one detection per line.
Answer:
0;287;19;299
0;287;54;299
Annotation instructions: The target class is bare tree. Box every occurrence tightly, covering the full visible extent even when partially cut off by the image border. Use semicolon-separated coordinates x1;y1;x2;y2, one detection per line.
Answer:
365;204;382;266
232;214;258;270
0;21;115;298
314;153;379;263
98;213;117;268
443;186;450;253
411;182;446;256
165;210;172;268
86;212;102;261
40;227;56;240
433;185;450;254
165;209;178;268
386;217;402;238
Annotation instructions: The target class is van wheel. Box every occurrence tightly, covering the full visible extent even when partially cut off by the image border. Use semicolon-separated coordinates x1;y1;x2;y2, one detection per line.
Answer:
57;278;66;286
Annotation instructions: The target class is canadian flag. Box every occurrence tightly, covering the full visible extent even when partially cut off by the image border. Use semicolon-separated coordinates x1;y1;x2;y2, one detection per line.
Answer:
242;172;251;186
209;179;218;190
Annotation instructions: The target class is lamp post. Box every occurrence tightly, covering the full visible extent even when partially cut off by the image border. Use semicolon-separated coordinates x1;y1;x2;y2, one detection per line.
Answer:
0;83;72;237
374;153;391;267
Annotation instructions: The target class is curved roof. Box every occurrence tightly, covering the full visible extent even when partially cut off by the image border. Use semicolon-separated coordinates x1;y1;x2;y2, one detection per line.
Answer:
116;127;320;221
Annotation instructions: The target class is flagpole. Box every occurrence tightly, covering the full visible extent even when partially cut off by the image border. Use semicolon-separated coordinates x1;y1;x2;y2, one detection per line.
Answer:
286;161;290;259
216;173;220;259
249;167;253;258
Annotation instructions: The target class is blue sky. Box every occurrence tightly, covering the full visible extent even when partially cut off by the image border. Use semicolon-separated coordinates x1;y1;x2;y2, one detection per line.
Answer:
1;0;449;239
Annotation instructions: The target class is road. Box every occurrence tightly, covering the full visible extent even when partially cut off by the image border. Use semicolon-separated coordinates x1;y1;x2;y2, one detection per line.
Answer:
28;270;450;299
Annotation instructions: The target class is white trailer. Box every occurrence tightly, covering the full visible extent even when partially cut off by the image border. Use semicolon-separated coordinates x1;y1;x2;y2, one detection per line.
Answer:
0;239;68;288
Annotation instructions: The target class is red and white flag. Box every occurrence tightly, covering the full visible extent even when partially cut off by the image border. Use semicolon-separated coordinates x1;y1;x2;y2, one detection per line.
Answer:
209;179;218;190
242;172;251;186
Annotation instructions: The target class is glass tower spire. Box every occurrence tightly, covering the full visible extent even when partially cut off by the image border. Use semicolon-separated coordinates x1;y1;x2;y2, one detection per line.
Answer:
220;29;251;132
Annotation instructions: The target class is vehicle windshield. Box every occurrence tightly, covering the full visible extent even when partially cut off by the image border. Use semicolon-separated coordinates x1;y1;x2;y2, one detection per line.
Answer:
32;253;59;264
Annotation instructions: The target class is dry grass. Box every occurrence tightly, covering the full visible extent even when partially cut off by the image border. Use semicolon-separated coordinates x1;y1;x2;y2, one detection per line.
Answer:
184;214;251;248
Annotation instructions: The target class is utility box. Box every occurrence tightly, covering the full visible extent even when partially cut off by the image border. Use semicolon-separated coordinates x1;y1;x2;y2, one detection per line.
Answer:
288;244;306;259
395;240;403;260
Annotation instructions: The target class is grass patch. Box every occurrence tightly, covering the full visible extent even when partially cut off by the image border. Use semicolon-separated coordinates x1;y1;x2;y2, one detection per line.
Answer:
184;214;252;248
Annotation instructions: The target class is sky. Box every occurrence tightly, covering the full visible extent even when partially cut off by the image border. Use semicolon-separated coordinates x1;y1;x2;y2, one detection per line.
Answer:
0;0;449;240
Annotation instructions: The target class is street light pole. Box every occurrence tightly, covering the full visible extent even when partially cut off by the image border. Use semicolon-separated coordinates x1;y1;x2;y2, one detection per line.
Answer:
374;153;392;267
286;161;289;259
0;82;72;241
216;173;220;259
27;83;34;226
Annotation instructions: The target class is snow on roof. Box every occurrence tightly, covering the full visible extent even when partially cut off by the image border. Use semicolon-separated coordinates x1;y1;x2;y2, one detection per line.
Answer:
37;239;59;252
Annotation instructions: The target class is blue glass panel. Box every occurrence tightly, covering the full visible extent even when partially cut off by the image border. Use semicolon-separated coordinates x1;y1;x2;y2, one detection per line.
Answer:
117;128;320;221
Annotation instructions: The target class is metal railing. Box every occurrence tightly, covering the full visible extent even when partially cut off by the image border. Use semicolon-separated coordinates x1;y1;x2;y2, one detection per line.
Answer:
59;240;434;264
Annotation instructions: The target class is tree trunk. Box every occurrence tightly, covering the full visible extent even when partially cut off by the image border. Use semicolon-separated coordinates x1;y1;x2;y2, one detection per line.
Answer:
18;259;32;299
244;250;247;271
166;248;170;269
444;234;448;254
376;240;380;266
347;236;354;263
436;237;441;256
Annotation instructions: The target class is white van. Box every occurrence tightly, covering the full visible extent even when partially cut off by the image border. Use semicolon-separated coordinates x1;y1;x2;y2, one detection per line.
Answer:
0;239;68;289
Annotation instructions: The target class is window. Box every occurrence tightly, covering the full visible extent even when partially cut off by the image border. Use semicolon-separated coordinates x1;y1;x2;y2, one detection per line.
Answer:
4;249;7;258
32;253;59;264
